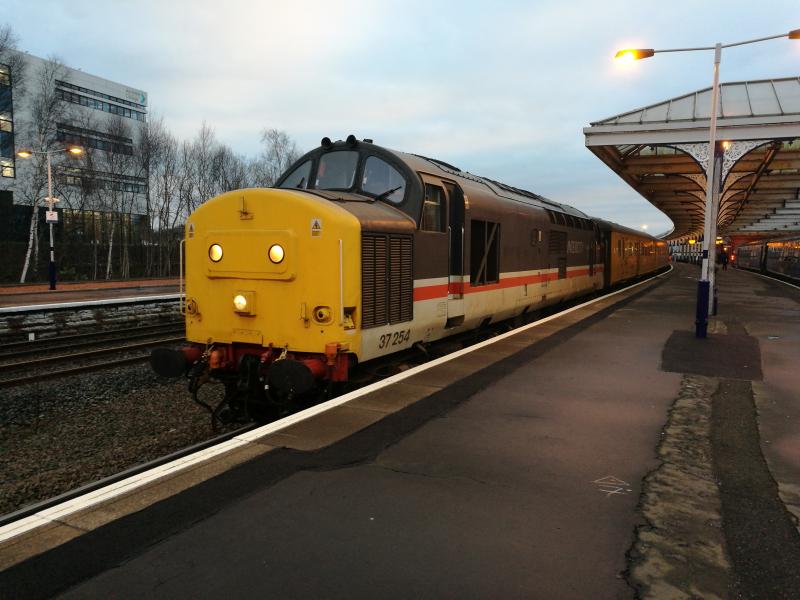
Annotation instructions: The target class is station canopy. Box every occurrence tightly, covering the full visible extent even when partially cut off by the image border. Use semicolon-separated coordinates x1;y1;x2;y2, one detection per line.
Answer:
584;77;800;242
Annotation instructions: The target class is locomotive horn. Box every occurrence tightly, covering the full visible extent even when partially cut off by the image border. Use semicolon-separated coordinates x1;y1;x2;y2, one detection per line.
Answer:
321;136;332;148
346;134;358;147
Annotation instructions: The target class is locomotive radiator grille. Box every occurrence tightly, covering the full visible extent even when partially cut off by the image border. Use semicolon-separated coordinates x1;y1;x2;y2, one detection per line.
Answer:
361;233;413;329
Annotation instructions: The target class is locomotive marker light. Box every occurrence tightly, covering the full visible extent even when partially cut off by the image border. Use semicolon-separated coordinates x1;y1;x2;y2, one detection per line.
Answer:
16;145;84;290
209;243;223;262
268;243;285;264
615;28;800;338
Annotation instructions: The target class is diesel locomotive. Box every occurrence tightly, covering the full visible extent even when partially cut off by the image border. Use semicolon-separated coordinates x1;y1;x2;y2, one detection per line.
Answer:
151;136;668;423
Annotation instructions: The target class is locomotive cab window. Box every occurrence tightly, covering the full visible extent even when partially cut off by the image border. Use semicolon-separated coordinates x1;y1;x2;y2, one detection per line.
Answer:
361;156;406;204
316;151;358;190
279;160;311;189
421;184;446;232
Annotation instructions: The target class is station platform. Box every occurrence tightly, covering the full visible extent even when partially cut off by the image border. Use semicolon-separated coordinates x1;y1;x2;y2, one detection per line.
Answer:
0;278;179;309
1;264;799;599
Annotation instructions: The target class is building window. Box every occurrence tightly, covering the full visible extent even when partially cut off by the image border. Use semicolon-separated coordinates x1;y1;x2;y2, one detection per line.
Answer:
56;88;147;122
0;157;14;178
60;166;147;194
56;80;145;109
57;123;134;155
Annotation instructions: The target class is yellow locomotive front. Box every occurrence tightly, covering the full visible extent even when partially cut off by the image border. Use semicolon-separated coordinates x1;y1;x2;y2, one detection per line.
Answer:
156;187;362;423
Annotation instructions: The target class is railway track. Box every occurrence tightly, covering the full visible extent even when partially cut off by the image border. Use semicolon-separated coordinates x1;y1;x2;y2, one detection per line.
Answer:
0;422;255;529
0;324;185;388
0;321;184;358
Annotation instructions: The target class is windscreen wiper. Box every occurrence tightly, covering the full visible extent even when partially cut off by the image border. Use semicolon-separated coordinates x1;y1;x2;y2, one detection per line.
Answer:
372;185;402;203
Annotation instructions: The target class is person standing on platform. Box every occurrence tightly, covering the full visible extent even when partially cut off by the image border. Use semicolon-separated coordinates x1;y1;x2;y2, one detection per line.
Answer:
720;251;729;271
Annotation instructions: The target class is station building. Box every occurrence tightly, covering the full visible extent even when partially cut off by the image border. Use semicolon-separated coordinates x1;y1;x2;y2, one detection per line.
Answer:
0;50;148;216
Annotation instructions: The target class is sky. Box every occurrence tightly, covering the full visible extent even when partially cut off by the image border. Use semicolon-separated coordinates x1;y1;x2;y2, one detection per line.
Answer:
6;0;800;235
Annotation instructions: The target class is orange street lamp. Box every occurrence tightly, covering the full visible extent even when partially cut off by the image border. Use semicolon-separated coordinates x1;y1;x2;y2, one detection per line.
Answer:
614;49;655;62
16;146;84;290
615;29;800;338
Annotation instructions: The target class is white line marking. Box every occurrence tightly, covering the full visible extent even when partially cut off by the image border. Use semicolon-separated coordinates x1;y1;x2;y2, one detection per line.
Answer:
737;267;800;291
0;294;181;314
0;267;671;544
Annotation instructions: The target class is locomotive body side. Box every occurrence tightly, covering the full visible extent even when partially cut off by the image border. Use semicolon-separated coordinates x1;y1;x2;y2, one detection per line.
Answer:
354;152;605;362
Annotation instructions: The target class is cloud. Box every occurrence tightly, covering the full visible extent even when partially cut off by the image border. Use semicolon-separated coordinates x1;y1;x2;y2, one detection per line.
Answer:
6;0;798;234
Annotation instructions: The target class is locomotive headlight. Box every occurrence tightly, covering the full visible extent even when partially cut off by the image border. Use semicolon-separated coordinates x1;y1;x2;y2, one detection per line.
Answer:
233;294;248;312
209;243;223;262
268;244;285;264
232;291;255;315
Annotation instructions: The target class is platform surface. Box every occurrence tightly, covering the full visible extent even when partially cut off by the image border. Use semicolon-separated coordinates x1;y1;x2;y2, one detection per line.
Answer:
0;278;179;308
2;264;799;599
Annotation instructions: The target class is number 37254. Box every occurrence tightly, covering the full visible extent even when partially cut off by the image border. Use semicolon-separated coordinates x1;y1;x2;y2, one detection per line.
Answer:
378;329;411;350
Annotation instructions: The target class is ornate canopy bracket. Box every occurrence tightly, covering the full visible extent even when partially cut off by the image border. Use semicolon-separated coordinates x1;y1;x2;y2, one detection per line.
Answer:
721;140;762;182
674;143;710;172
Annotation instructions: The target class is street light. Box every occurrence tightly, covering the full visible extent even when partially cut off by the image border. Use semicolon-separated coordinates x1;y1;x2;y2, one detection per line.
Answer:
615;29;800;338
16;145;83;290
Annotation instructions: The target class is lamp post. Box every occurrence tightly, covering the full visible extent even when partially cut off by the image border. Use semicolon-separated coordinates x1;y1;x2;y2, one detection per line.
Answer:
616;29;800;338
17;146;83;290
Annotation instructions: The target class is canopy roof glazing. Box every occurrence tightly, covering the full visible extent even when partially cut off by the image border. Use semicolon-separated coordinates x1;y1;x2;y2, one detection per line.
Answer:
585;77;800;241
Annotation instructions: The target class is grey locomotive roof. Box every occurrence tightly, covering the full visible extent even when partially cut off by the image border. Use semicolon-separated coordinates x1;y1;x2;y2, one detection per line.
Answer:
386;148;589;218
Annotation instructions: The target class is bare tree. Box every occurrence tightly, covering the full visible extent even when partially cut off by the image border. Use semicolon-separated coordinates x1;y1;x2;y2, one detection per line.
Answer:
152;128;182;275
213;144;250;193
16;56;70;283
250;128;301;187
101;114;135;279
0;25;26;93
187;122;218;212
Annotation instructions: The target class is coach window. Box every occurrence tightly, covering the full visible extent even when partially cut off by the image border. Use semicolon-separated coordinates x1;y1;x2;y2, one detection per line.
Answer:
421;184;446;232
316;151;358;190
279;160;312;189
361;156;406;203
